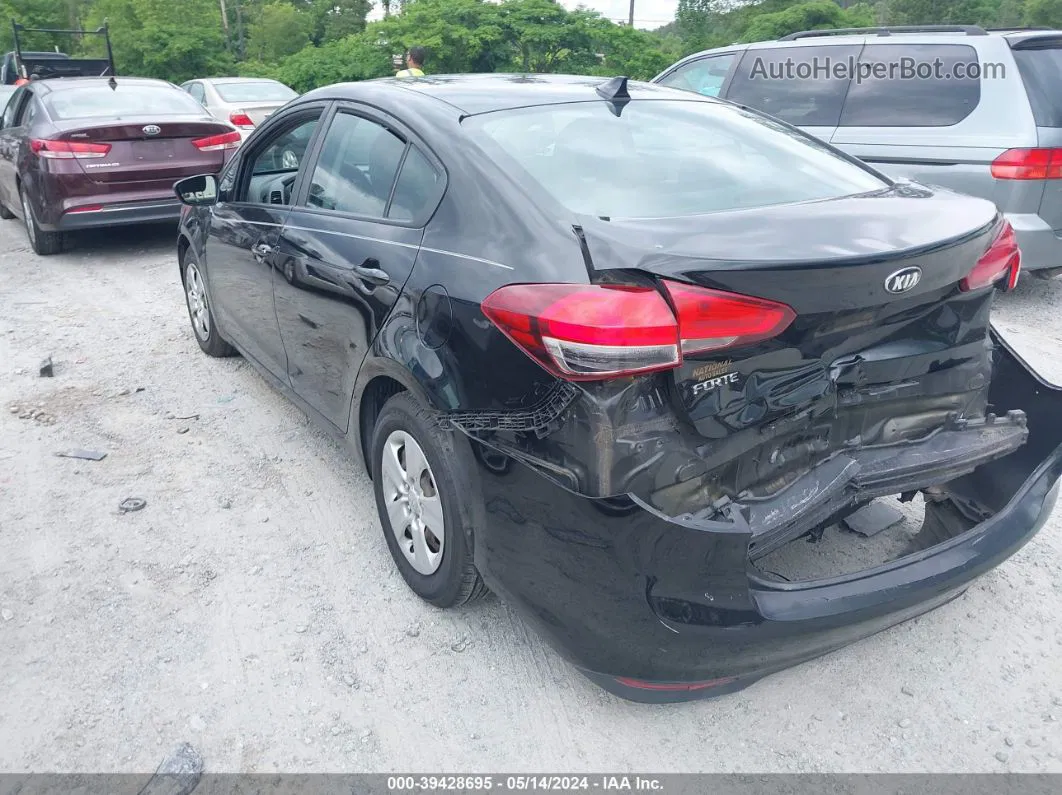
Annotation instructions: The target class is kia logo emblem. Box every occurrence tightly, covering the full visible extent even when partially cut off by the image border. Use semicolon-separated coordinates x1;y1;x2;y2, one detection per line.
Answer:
142;125;161;136
884;266;922;294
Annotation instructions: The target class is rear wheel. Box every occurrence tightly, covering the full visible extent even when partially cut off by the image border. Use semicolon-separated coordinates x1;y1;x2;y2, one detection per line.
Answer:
20;186;63;256
0;200;14;220
181;250;236;358
371;392;487;608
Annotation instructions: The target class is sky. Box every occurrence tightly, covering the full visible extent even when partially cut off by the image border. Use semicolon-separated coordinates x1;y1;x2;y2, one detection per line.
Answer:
366;0;679;30
560;0;678;28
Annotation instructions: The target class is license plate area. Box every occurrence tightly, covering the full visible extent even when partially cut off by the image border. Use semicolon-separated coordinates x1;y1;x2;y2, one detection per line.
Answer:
131;139;177;159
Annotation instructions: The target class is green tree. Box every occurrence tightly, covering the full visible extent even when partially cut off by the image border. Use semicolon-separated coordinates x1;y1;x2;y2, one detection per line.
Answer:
246;1;311;62
86;0;233;81
274;30;390;90
1025;0;1062;25
372;0;508;73
741;0;874;41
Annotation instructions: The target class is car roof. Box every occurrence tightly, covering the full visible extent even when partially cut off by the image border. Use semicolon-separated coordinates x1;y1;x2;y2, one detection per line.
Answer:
305;73;698;116
676;26;1062;59
30;76;178;94
202;77;284;84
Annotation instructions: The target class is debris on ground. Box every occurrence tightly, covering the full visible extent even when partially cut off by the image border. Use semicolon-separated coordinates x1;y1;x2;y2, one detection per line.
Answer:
177;427;190;435
1;609;13;622
841;500;905;538
118;497;147;514
137;742;203;795
55;449;107;462
12;405;56;425
39;357;53;378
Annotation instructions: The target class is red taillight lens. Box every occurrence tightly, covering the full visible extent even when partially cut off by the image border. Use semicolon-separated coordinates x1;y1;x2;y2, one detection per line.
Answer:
960;221;1021;292
991;148;1062;180
192;130;242;152
664;281;796;356
481;280;795;381
30;139;111;159
481;284;680;380
229;112;254;129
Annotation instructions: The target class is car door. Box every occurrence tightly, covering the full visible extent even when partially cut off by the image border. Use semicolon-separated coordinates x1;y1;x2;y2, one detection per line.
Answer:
0;86;28;212
203;104;327;378
273;104;445;431
723;43;863;143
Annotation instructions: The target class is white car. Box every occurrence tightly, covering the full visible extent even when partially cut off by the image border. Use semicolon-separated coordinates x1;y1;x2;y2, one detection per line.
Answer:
179;77;298;141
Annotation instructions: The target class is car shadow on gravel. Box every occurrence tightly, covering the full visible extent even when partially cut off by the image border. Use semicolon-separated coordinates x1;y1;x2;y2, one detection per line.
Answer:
64;222;178;257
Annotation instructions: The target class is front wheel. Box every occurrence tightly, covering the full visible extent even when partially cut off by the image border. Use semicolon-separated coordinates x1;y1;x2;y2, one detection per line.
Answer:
20;187;63;255
370;392;487;608
182;251;236;357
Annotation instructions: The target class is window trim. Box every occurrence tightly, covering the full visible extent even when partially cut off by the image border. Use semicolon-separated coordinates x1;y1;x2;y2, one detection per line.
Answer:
657;51;741;98
292;100;447;230
228;101;331;208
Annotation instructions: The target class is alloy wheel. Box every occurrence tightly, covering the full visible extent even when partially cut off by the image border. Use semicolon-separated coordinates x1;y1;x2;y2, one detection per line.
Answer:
21;192;35;248
381;430;445;575
184;261;210;340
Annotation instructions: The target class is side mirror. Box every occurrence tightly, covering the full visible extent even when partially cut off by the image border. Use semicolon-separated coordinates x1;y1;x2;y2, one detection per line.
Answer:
174;174;219;206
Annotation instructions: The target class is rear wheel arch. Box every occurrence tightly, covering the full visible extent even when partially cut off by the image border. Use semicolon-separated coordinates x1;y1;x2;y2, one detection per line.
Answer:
356;374;409;476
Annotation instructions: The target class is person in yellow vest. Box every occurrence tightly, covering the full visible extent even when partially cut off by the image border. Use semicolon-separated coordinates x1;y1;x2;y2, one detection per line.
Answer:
395;47;426;78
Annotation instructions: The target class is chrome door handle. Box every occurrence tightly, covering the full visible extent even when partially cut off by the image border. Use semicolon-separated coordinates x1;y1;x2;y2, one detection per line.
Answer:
353;260;390;286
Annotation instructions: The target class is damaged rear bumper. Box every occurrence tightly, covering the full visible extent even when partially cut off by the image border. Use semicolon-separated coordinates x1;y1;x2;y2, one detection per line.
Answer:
469;330;1062;702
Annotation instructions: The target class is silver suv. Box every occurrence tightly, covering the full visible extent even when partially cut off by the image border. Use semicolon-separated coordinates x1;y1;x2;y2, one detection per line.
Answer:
654;26;1062;275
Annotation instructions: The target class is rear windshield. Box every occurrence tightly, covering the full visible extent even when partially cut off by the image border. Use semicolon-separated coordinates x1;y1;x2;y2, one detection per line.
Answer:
464;100;887;219
215;81;296;103
42;84;207;120
1013;42;1062;127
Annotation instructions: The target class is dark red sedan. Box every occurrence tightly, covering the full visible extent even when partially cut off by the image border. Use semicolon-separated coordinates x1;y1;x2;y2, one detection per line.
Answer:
0;77;239;254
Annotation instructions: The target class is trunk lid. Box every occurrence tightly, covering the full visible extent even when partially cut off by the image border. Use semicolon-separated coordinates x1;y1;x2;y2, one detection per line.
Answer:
236;103;285;126
52;117;233;185
576;186;1004;513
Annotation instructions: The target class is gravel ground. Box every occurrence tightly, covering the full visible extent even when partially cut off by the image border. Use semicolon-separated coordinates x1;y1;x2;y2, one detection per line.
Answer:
1;220;1061;774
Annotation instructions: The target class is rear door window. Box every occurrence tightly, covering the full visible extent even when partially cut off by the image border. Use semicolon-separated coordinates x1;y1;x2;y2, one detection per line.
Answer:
657;54;737;98
305;111;406;218
725;45;860;127
839;44;981;127
1012;39;1062;127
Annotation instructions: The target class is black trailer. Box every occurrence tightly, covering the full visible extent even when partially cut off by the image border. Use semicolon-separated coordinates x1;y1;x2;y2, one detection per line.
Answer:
1;20;115;85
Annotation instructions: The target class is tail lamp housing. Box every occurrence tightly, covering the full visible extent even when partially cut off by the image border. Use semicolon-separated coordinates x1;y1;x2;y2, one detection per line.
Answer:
960;221;1021;292
480;280;795;381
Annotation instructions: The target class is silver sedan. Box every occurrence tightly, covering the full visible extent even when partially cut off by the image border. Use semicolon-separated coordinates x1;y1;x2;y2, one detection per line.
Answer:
179;77;298;141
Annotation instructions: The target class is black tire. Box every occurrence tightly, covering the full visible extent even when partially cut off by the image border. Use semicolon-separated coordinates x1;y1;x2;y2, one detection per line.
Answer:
0;200;14;220
370;392;488;608
20;186;63;255
180;248;237;358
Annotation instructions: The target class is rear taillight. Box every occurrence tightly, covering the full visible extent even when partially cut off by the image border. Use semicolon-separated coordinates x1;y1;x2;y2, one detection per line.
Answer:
480;280;794;381
229;112;254;129
192;130;241;152
960;221;1021;292
991;148;1062;180
30;139;111;159
664;281;796;356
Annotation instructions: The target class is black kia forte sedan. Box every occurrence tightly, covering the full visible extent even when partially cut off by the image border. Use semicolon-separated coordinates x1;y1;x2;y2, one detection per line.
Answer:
173;74;1062;702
